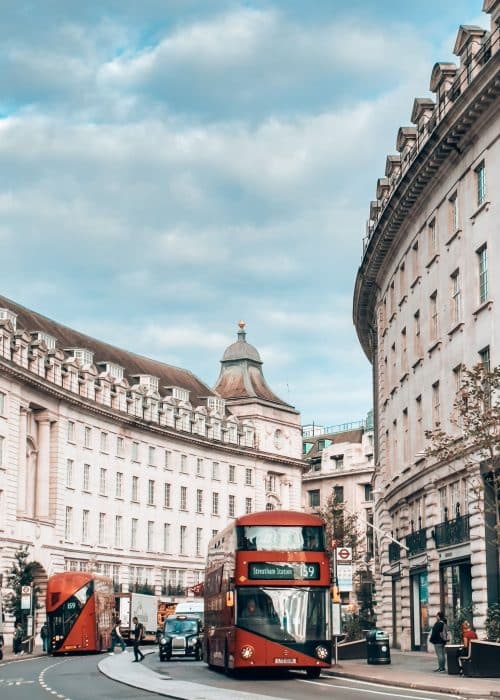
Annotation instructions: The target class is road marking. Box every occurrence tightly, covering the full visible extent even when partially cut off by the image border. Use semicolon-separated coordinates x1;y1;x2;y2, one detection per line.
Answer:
301;679;461;700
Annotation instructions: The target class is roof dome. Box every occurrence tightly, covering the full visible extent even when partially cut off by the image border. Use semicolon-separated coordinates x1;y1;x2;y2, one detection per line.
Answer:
222;321;261;363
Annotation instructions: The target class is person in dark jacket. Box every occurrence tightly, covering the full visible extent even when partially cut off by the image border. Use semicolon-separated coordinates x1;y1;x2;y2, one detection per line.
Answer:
429;611;448;672
131;616;145;662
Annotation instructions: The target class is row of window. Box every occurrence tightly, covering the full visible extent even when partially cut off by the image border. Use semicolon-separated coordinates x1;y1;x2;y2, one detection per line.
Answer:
381;245;490;395
381;160;488;332
67;461;254;502
66;424;254;482
64;559;204;592
64;497;253;553
307;483;373;508
386;347;490;470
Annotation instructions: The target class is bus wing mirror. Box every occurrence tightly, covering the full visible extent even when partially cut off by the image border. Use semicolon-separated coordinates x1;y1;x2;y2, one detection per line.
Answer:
226;591;234;607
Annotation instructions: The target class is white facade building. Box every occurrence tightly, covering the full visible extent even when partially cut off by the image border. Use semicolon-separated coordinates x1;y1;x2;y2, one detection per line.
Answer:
353;2;499;649
0;300;304;642
302;419;375;605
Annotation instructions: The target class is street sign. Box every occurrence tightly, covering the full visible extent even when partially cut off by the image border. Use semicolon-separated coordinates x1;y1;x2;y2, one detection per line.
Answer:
21;595;31;610
337;564;353;592
336;547;352;563
21;586;31;595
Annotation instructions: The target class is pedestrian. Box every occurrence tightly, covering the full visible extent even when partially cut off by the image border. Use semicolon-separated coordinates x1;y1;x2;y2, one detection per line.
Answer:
457;621;477;676
0;632;4;661
429;611;449;672
40;621;49;653
13;622;24;655
113;620;126;652
131;616;145;662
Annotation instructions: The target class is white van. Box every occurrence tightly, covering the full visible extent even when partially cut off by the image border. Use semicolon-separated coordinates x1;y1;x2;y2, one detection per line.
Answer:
175;600;204;626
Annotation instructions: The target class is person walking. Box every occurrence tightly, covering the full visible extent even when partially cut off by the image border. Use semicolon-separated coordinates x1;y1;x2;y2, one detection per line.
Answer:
429;611;449;672
13;622;24;655
131;616;145;662
40;622;49;653
113;620;126;652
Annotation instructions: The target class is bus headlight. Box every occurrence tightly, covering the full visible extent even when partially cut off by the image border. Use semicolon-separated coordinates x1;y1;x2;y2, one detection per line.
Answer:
315;645;328;660
240;645;254;659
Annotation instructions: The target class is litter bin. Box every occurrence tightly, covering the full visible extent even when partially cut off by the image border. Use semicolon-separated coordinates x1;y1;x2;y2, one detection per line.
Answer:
366;629;391;664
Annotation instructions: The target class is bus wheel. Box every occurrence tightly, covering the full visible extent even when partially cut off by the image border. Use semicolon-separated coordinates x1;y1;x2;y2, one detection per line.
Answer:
306;667;321;679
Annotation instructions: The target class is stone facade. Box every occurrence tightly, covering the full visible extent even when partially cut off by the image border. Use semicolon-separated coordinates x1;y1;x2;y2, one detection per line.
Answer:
0;299;304;644
353;3;499;649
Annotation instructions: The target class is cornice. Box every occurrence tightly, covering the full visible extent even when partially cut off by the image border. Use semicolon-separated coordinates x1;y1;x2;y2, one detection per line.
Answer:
0;357;305;468
354;49;500;359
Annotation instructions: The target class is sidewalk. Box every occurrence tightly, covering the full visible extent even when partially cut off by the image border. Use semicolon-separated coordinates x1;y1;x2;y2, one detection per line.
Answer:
327;650;500;698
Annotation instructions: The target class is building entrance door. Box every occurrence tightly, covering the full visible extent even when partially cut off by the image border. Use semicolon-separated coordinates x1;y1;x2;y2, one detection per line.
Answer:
410;570;428;650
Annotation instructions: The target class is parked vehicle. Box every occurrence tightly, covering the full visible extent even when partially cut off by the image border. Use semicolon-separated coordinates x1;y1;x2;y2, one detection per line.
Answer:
174;600;204;626
158;614;202;661
115;593;158;643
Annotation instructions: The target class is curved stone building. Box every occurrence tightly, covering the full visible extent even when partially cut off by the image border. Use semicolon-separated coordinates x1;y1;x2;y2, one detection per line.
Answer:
0;297;304;643
353;2;499;649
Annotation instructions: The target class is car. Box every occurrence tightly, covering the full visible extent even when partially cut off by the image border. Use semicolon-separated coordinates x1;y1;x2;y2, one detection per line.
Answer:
158;614;202;662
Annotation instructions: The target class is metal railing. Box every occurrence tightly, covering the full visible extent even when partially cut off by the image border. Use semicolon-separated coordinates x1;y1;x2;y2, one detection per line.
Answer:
405;527;427;557
302;416;373;438
433;514;470;548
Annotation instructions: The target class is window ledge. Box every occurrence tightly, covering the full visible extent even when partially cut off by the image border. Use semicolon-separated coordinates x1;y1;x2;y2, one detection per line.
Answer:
428;340;442;355
447;321;464;337
445;228;462;247
426;252;439;269
410;275;421;290
400;372;409;383
398;295;408;308
473;299;493;318
470;200;490;221
412;356;423;370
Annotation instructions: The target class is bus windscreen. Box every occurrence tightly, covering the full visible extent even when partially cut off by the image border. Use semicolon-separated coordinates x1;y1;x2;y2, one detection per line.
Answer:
237;587;329;643
236;525;324;551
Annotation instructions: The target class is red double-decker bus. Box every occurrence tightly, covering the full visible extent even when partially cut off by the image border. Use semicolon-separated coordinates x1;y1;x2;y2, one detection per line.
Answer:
46;572;115;654
204;510;332;678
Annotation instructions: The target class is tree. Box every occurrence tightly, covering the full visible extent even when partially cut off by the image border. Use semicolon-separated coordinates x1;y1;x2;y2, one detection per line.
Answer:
425;363;500;601
5;546;42;630
319;493;376;637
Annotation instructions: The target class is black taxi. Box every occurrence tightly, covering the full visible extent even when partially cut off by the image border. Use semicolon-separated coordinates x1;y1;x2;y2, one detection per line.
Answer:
158;614;202;661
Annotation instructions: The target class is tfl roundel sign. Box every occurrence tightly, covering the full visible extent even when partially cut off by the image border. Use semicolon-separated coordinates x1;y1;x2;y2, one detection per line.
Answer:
337;547;352;562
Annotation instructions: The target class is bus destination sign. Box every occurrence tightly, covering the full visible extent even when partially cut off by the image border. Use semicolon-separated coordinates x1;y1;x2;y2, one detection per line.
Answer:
248;562;320;580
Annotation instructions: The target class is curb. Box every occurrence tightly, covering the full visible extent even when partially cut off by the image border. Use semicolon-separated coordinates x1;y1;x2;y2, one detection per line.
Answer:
325;668;500;698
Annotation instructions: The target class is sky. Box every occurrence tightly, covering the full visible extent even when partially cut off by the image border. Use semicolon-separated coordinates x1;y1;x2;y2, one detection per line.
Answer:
0;0;489;427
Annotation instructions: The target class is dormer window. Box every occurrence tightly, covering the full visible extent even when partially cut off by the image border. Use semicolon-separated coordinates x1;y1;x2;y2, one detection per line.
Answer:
132;375;159;392
31;332;56;349
67;348;94;366
0;308;17;330
207;396;225;413
98;362;124;381
170;386;189;402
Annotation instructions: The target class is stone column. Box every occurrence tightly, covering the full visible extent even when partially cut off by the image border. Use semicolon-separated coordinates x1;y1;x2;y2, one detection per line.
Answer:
424;483;441;620
35;412;52;520
468;464;488;636
398;500;411;650
17;406;28;514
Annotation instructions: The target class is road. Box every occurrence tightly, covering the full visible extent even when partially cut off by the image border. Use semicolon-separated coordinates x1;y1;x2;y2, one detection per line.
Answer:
0;653;462;700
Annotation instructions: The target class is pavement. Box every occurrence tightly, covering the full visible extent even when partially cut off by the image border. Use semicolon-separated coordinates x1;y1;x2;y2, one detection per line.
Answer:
2;646;499;699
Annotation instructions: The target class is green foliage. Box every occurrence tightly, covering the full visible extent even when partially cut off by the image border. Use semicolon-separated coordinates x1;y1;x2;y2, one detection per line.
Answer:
5;546;42;627
342;613;365;641
485;603;500;642
356;568;377;630
319;493;361;561
448;604;474;644
131;582;155;595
